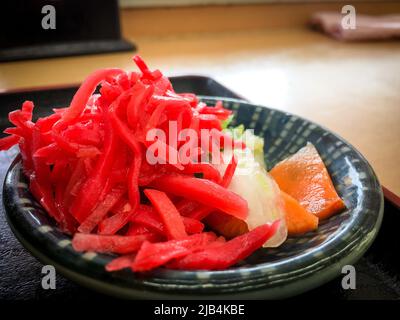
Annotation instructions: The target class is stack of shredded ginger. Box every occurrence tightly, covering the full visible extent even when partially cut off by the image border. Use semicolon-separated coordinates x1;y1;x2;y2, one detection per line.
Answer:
0;56;281;272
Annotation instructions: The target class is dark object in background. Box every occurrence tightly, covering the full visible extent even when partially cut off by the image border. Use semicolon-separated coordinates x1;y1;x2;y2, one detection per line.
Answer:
0;0;135;62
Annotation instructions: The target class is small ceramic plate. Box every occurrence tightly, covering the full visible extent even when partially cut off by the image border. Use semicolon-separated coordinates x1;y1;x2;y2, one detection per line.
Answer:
2;97;383;299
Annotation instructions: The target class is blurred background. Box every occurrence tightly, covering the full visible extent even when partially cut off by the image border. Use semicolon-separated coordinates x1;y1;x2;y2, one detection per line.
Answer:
0;0;399;196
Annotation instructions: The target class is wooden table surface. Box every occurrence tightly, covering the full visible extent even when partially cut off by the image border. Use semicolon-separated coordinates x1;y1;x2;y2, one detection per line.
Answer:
0;4;399;195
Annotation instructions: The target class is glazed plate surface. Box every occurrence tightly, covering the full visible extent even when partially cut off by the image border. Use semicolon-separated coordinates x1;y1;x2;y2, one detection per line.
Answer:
2;97;383;299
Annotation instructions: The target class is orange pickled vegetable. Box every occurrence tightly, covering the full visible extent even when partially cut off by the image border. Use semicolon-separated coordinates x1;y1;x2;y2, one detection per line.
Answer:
205;212;248;239
281;191;319;236
270;142;345;220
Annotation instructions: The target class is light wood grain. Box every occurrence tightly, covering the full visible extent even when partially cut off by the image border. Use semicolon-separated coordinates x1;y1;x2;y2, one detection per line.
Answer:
120;2;400;37
0;4;399;195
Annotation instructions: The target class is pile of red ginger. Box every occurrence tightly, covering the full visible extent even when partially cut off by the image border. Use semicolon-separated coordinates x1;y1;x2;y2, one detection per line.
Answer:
0;56;279;272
